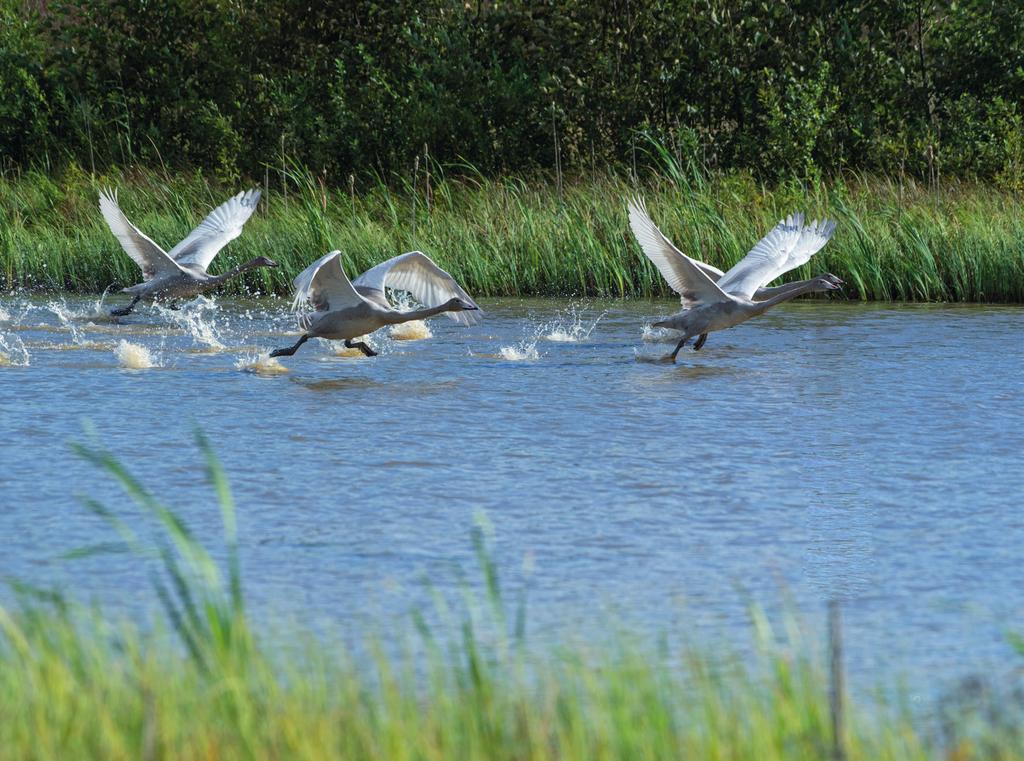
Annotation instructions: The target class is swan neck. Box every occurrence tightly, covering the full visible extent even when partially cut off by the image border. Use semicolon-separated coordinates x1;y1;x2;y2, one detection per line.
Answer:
751;281;822;313
390;303;451;323
209;258;263;284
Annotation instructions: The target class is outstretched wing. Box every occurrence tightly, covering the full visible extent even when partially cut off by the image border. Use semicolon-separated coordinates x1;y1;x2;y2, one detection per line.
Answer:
716;214;836;299
353;251;482;326
167;189;261;271
780;217;837;272
627;197;729;307
98;189;182;281
291;250;364;313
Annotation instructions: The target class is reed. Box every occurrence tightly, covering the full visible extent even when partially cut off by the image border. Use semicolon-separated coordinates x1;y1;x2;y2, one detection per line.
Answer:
1;165;1022;302
0;433;1020;760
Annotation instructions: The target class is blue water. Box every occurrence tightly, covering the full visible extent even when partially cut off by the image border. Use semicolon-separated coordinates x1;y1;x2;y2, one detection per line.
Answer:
1;295;1022;697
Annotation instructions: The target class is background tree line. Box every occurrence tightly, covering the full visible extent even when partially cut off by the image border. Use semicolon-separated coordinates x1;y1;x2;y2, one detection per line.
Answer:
2;0;1022;187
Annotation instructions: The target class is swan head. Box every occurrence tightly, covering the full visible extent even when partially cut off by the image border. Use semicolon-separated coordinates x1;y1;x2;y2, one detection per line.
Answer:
253;256;279;268
816;273;844;291
445;297;479;312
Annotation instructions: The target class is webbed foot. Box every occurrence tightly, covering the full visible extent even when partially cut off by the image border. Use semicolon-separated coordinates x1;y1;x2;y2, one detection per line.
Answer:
110;295;141;317
345;339;377;357
270;334;309;358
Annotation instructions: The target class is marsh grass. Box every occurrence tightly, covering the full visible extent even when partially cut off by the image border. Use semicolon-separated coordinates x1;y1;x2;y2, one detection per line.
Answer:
1;164;1022;302
0;432;1022;759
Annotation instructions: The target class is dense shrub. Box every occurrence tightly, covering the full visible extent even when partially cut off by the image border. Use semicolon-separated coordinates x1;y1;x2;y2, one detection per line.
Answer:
2;0;1023;186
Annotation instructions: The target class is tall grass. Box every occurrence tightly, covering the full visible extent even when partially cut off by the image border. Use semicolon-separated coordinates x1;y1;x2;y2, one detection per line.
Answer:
0;433;1022;759
1;164;1023;302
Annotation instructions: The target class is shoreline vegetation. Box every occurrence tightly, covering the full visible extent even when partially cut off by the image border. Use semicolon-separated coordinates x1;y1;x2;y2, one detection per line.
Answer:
1;433;1022;760
2;165;1023;303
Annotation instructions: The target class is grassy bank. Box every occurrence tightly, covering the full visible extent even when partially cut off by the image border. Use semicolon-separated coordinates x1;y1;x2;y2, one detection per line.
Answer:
0;434;1021;760
2;165;1024;302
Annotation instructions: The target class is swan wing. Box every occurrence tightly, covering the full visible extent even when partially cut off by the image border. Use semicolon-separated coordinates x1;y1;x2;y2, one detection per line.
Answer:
716;214;836;299
98;189;182;281
780;217;837;272
167;189;261;271
627;197;729;307
693;259;726;281
353;251;482;326
291;250;365;313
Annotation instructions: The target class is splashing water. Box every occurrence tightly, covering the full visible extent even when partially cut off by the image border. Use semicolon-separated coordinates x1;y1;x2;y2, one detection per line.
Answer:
47;299;86;344
642;323;684;343
114;341;158;369
160;298;225;350
498;332;543;361
543;303;604;342
0;306;10;323
47;293;117;331
0;332;30;366
494;319;548;361
235;353;289;376
390;320;432;341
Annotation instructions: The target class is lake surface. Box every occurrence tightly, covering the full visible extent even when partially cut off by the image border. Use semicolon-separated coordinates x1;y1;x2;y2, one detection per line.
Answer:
1;294;1022;697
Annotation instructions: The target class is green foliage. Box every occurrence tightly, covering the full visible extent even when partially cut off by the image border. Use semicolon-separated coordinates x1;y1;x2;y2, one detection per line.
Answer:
0;4;50;163
2;0;1024;185
757;62;838;182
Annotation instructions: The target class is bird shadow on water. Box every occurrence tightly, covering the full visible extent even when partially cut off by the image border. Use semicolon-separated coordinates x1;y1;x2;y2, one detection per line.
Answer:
664;363;740;381
632;354;741;383
291;375;463;396
290;376;386;393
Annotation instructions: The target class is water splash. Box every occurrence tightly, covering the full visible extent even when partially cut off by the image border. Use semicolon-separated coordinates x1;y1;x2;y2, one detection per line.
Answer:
82;289;114;320
0;298;31;327
497;335;544;362
641;323;684;343
159;297;225;350
543;302;604;342
235;353;289;376
499;342;541;361
48;293;116;330
114;340;159;369
0;332;30;366
47;299;86;344
390;320;432;341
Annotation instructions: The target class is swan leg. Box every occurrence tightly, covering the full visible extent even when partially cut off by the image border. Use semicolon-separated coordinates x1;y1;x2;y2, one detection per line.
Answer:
110;295;141;317
345;338;378;357
269;334;309;358
667;335;692;363
693;333;708;351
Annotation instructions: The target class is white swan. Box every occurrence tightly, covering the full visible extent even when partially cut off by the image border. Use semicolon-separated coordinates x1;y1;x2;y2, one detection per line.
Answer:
663;236;844;350
628;198;841;362
99;188;274;316
270;250;481;358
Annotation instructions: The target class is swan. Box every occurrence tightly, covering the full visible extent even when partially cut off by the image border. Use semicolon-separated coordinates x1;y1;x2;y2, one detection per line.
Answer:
671;243;844;350
99;188;275;316
628;198;841;362
270;250;481;358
